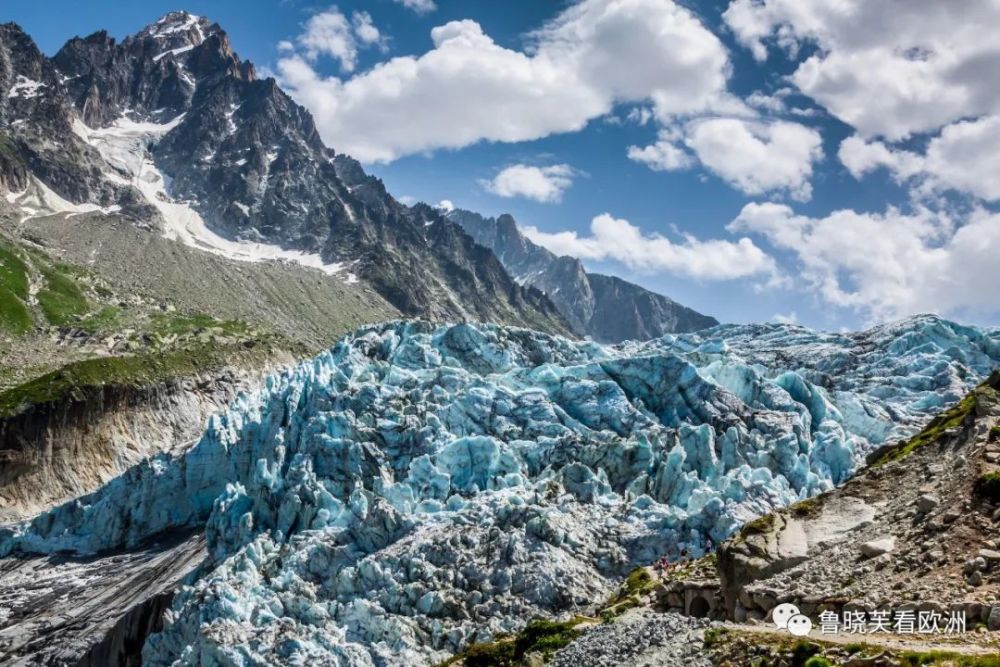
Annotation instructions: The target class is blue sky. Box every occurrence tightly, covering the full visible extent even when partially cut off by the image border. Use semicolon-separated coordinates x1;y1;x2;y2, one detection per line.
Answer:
8;0;1000;331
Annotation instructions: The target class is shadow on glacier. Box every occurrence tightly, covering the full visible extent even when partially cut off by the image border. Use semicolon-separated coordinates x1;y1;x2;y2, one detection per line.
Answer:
1;316;997;665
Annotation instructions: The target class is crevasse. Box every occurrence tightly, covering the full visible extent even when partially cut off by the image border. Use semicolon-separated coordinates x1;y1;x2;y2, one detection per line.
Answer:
2;315;997;665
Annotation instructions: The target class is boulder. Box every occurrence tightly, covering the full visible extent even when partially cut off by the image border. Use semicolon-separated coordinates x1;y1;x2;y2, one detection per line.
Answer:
977;548;1000;568
916;494;940;513
988;605;1000;631
859;537;895;558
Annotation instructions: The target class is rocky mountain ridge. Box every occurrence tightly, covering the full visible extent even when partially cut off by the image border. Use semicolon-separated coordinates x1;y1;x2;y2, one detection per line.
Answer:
448;208;718;342
0;13;569;334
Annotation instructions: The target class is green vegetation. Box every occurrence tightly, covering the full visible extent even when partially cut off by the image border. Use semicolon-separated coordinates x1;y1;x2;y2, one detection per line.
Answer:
869;375;1000;467
740;512;776;538
0;240;29;299
0;240;32;334
0;342;270;417
789;641;821;665
708;627;1000;667
444;638;515;667
150;311;251;337
36;263;89;325
719;639;826;667
788;495;824;518
703;626;729;648
513;619;584;658
435;618;587;666
975;471;1000;502
598;566;658;621
78;305;124;332
990;425;1000;442
0;284;32;334
620;568;655;599
899;651;1000;666
803;658;832;667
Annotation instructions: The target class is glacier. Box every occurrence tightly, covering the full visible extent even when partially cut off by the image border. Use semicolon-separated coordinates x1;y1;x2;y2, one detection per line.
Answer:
1;315;998;665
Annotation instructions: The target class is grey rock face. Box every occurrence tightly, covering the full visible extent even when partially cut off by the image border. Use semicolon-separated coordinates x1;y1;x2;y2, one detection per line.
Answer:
449;208;718;342
0;531;205;666
0;14;570;335
0;23;133;210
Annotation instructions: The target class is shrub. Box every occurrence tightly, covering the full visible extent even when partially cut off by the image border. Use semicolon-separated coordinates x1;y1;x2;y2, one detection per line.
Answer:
803;657;832;667
975;472;1000;502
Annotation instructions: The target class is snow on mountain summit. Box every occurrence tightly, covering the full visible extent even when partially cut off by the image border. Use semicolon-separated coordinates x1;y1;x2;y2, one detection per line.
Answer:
0;17;568;333
3;316;997;665
143;11;214;60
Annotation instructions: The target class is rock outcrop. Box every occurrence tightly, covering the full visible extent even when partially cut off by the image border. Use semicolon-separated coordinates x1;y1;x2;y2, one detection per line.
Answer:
712;371;1000;625
0;363;289;522
450;208;718;341
0;531;205;666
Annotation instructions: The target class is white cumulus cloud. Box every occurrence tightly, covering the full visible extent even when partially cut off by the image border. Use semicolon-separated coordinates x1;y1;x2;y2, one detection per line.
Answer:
626;132;693;171
523;213;776;280
628;118;823;200
684;118;823;200
292;8;385;73
839;116;1000;202
277;0;731;162
730;202;1000;322
482;164;576;203
393;0;437;14
723;0;1000;141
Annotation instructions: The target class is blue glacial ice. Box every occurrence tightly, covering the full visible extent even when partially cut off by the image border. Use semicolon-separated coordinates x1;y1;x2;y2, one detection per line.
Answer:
1;315;998;665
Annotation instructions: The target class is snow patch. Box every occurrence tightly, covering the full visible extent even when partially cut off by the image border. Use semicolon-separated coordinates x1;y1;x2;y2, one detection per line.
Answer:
147;13;204;42
152;44;195;62
5;178;120;223
72;114;352;277
224;103;240;135
7;76;45;100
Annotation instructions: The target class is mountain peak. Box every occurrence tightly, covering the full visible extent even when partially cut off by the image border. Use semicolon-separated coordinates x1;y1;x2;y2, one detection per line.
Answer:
139;11;216;59
143;11;208;36
450;208;718;341
3;13;571;336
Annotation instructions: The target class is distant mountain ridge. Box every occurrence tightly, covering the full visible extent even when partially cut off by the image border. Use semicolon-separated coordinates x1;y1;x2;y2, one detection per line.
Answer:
448;208;718;342
0;13;569;335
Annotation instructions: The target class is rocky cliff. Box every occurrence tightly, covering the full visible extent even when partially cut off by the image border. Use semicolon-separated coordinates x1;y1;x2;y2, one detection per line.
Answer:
0;14;569;334
0;362;289;522
714;370;1000;626
449;208;718;341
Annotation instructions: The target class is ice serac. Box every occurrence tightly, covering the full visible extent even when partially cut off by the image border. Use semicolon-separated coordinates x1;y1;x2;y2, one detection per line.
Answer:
1;315;997;665
448;208;718;342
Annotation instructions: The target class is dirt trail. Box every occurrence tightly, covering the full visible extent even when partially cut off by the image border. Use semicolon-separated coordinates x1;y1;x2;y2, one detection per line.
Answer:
725;622;1000;656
